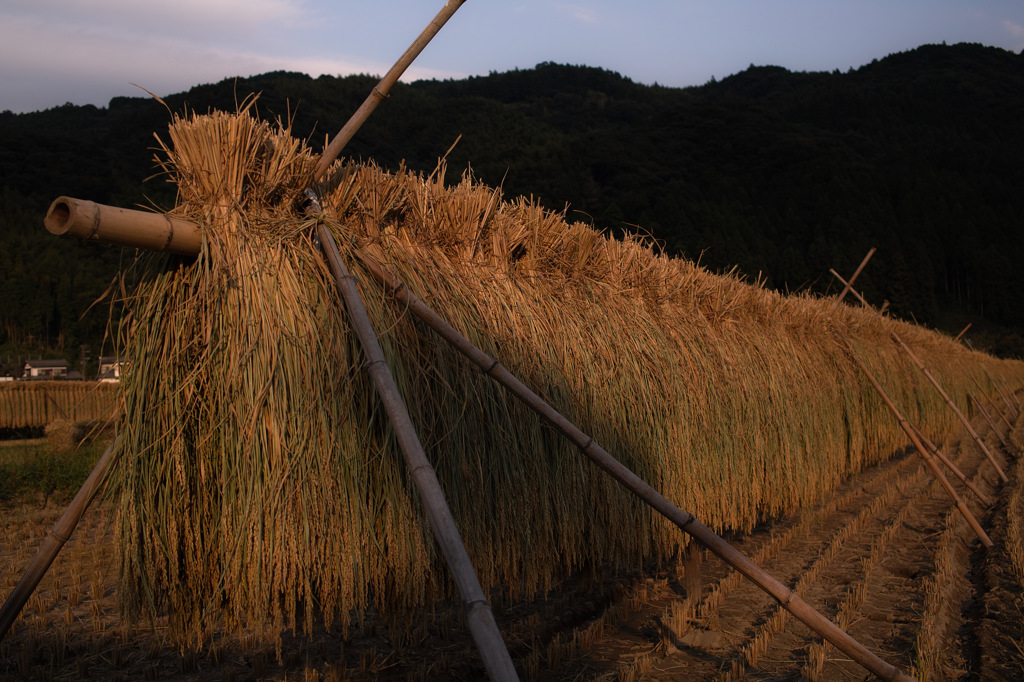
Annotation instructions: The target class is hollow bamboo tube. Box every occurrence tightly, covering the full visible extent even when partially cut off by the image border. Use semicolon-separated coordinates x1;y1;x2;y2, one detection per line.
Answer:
843;340;992;548
826;247;875;316
0;437;119;639
44;196;202;255
908;423;993;507
313;0;467;181
316;226;517;682
829;269;1009;483
971;395;1013;452
353;252;914;682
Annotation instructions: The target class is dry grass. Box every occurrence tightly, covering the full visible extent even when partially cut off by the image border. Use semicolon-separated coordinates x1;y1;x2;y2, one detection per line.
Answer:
105;106;1024;645
0;382;118;429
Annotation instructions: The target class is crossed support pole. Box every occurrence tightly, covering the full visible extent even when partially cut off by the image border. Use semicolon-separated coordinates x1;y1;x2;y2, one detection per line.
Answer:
5;0;920;674
829;266;1009;484
827;254;997;548
20;197;922;682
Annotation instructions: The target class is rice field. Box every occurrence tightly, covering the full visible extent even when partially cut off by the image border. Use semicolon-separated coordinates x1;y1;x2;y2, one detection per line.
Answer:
1;403;1022;680
99;108;1024;647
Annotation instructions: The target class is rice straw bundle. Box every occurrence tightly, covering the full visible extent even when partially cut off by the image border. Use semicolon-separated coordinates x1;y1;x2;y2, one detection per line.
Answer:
110;107;1024;643
0;381;118;429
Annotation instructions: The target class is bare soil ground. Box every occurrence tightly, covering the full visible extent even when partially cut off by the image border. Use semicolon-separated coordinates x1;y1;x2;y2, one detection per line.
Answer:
2;408;1023;681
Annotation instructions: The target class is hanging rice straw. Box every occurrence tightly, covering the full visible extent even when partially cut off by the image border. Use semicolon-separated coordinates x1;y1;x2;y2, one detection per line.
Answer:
842;340;992;547
350;251;916;682
830;268;1008;482
40;110;1024;648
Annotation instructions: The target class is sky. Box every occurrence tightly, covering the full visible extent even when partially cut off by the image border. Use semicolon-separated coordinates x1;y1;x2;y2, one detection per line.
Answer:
2;0;1023;115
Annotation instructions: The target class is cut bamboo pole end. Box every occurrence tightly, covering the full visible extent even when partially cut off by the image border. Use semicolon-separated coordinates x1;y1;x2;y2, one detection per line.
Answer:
313;0;468;181
44;196;202;255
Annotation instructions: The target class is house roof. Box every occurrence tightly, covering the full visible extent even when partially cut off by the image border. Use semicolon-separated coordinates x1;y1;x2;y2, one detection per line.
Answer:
25;359;70;368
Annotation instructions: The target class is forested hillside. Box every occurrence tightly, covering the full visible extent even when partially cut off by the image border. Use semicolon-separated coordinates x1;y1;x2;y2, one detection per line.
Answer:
1;42;1022;374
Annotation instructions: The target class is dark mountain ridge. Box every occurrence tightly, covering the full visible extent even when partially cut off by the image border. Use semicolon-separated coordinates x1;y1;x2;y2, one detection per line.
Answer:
1;42;1022;372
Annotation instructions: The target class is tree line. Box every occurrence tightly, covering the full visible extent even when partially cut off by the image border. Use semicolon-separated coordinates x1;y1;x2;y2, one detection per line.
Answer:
1;41;1022;371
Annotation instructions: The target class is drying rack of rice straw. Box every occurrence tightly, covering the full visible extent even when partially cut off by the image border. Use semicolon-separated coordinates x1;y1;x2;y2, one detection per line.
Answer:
0;3;920;680
826;252;997;548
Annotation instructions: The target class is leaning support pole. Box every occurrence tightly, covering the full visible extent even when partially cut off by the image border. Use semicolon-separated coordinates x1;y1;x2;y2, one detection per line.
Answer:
970;376;1015;432
0;437;119;640
984;369;1021;419
830;269;1009;483
316;227;517;682
890;335;1008;482
908;423;993;507
971;395;1015;453
353;252;915;682
842;340;993;548
826;247;875;316
313;0;468;181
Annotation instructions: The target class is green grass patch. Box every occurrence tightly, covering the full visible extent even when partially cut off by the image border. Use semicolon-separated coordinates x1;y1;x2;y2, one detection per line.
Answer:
0;439;107;506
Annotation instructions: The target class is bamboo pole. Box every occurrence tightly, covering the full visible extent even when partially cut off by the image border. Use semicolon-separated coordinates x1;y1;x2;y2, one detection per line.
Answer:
971;376;1014;432
826;248;875;316
829;269;1009;483
842;341;992;547
953;323;972;343
316;225;517;682
908;423;993;507
0;437;119;639
41;205;918;679
984;369;1020;418
352;252;915;682
971;395;1014;452
312;0;468;181
44;196;202;255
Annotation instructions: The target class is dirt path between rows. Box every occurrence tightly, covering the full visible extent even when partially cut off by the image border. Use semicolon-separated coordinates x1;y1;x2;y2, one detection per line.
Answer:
2;408;1023;681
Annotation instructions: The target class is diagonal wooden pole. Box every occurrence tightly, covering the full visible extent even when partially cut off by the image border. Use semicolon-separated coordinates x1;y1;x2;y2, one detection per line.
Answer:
351;252;915;682
42;202;915;680
842;340;992;547
971;395;1015;452
316;224;517;681
970;376;1014;432
830;269;1009;483
313;0;468;182
0;437;119;639
908;423;993;507
826;247;875;316
984;369;1020;419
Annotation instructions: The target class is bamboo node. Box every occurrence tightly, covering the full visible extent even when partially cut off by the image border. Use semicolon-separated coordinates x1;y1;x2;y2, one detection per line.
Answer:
49;528;71;544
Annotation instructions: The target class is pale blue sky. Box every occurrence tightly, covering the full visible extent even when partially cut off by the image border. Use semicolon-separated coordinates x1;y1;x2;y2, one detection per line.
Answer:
2;0;1023;114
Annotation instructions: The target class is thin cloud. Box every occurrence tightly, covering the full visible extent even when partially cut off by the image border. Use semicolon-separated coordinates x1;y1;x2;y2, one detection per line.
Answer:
1003;18;1024;38
557;3;598;24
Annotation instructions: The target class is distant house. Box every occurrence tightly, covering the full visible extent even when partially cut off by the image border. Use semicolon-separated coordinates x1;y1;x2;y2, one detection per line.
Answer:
98;356;126;383
23;359;70;380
